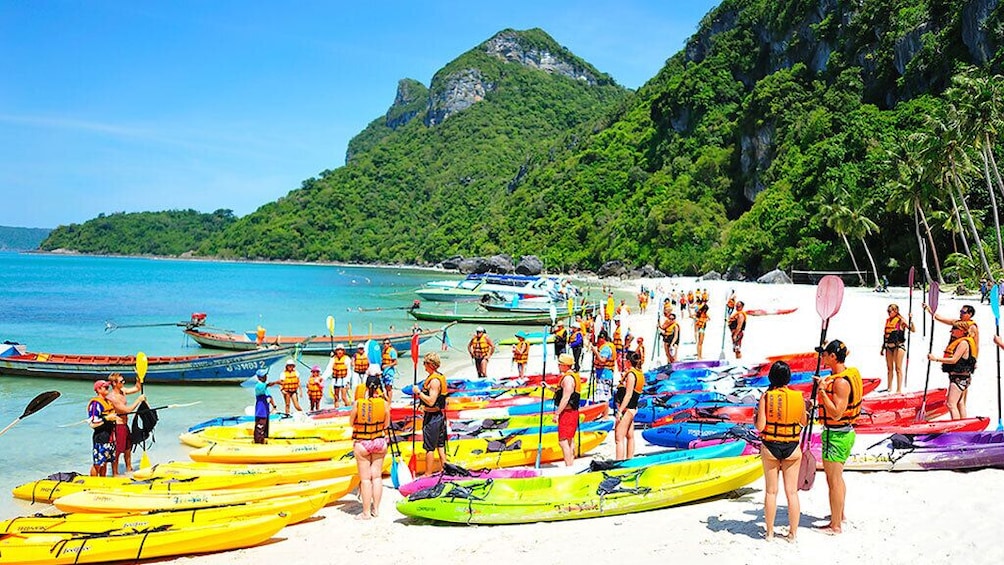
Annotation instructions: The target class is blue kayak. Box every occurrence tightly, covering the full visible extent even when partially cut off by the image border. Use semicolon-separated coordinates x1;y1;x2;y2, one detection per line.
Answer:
585;440;748;471
187;412;292;432
641;421;753;448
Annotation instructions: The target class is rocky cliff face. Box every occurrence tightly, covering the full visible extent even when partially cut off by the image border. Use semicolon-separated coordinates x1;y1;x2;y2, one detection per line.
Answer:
483;31;602;85
385;78;427;130
426;68;494;126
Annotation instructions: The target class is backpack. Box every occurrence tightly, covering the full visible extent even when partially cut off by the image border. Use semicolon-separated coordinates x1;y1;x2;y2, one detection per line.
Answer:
130;401;159;448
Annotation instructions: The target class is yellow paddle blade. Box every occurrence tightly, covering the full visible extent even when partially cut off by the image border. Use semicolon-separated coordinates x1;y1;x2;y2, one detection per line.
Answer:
135;352;148;384
326;315;335;335
140;450;151;469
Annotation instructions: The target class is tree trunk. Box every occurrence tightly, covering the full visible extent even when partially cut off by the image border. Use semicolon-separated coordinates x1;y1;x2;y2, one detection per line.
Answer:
954;181;992;276
860;237;881;287
980;143;1004;272
918;204;945;285
947;191;973;261
986;133;1004;204
841;234;867;286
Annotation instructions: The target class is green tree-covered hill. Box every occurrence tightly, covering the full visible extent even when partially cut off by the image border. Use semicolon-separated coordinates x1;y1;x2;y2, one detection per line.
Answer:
41;6;1004;283
0;226;51;250
41;210;236;256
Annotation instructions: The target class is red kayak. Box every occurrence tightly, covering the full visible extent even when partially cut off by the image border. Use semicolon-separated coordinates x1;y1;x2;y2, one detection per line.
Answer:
750;351;818;376
745;307;798;316
852;416;989;435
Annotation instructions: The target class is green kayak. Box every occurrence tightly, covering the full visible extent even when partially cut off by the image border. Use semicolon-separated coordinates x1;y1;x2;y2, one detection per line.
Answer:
396;455;761;524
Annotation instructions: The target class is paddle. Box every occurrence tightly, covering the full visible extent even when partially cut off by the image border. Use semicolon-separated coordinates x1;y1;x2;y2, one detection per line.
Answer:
905;266;916;386
652;296;661;363
718;289;732;361
408;331;421;474
104;320;187;333
387;422;412;489
993;285;1002;431
59;401;202;428
918;282;940;422
0;391;61;438
327;316;335;355
535;304;558;468
799;275;845;492
135;352;152;469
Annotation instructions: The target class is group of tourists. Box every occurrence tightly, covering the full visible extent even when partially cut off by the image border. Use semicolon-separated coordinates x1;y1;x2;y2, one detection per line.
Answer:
86;373;146;477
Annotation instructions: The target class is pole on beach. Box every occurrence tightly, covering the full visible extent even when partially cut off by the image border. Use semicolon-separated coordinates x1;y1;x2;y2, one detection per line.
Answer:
718;288;733;361
918;282;940;422
0;391;60;438
535;304;557;469
652;296;661;364
408;332;420;474
905;267;915;386
992;285;1002;431
799;275;844;492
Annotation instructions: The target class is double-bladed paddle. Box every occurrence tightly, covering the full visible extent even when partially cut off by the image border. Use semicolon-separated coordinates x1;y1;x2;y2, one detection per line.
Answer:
535;304;558;468
135;352;153;469
918;282;940;422
0;391;61;438
799;275;845;492
905;267;915;386
327;316;335;355
992;285;1002;431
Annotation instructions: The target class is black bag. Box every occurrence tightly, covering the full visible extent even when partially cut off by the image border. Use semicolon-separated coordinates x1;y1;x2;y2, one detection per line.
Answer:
130;401;159;448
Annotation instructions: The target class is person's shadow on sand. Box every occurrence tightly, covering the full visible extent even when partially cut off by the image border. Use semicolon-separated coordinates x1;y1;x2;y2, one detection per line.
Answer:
705;507;827;540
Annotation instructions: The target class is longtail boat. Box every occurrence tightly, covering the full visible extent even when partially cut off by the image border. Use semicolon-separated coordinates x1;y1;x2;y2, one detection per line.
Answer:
0;343;293;384
407;304;597;325
183;324;451;355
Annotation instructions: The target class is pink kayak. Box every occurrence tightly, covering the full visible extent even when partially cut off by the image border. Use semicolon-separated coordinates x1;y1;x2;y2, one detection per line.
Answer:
398;466;539;496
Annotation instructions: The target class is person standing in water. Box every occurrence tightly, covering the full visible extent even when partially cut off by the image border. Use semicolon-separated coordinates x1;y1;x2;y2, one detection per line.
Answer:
106;373;143;474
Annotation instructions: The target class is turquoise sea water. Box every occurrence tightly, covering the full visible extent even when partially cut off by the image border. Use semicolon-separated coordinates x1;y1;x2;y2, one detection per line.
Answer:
0;252;500;519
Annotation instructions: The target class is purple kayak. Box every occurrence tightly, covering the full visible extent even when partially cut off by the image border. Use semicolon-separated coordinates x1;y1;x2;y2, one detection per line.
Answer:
398;464;539;496
806;431;1004;471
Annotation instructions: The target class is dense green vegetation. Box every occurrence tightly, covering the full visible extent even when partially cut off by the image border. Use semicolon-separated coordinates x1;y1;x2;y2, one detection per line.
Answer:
40;4;1004;285
41;210;235;256
0;226;51;250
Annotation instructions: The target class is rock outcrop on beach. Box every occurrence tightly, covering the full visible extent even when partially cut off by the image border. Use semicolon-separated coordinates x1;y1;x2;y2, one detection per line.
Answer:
757;269;793;284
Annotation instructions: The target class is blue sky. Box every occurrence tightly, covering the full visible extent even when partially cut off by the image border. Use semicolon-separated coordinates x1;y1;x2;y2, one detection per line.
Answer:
1;1;721;229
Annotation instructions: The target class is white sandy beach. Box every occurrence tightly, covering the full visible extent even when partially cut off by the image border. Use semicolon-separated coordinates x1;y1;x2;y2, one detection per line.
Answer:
164;277;1004;565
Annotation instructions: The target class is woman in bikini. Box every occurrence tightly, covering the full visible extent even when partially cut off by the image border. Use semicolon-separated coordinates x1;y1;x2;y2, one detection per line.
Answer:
755;361;807;542
350;374;391;519
881;303;913;393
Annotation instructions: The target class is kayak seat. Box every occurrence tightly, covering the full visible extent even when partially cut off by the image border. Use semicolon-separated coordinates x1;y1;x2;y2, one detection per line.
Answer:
597;469;650;498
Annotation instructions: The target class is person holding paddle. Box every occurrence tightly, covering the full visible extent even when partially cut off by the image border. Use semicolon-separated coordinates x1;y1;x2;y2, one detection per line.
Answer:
815;339;863;535
754;361;807;542
553;353;580;466
107;373;144;474
414;352;448;476
87;380;126;476
930;321;977;419
881;303;914;393
728;301;747;359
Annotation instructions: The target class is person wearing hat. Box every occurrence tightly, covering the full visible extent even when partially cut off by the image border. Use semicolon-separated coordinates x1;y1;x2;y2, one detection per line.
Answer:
106;373;144;474
512;332;529;378
306;365;324;412
467;327;495;379
380;338;398;401
330;345;351;408
352;344;370;392
253;368;278;444
87;380;123;476
279;358;302;414
553;353;580;466
614;350;645;460
660;312;681;363
634;337;646;364
815;339;863;535
551;320;568;359
728;301;748;359
414;352;448;475
568;321;584;371
612;316;625;371
350;373;391;519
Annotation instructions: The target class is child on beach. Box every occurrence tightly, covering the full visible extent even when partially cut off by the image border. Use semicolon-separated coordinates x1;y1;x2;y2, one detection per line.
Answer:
307;365;324;411
512;332;529;378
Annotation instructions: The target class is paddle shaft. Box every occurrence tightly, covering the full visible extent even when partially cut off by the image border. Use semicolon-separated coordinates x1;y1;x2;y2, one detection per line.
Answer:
535;323;550;468
919;311;937;419
997;319;1002;429
905;268;915;386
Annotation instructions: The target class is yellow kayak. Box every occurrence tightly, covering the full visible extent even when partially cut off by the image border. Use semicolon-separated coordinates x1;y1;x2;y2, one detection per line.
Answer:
1;492;328;534
397;430;608;474
53;476;357;513
133;458;358;481
187;440;356;464
195;422;352;443
0;513;287;564
12;472;277;504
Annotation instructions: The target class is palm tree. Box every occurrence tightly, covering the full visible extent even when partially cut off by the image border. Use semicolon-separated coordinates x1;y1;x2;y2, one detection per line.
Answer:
884;139;945;285
818;196;867;286
843;202;882;287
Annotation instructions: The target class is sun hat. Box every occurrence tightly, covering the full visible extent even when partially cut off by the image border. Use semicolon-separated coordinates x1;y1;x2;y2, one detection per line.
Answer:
335;343;345;350
311;365;321;372
515;331;526;339
285;358;296;366
476;326;486;333
93;380;110;392
557;353;575;366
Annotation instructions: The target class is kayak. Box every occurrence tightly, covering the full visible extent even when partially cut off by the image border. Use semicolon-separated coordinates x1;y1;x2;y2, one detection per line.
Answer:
585;440;748;471
0;514;288;564
404;419;614;443
0;492;327;534
398;466;540;496
396;430;608;474
133;458;358;481
187;440;354;463
188;412;292;433
396;455;761;524
192;423;352;444
53;476;357;513
809;430;1004;471
641;422;749;448
745;307;798;316
12;472;275;504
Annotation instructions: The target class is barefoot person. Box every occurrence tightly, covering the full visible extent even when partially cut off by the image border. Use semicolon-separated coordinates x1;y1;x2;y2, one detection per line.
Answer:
929;321;977;419
553;353;580;466
106;372;142;474
614;350;644;460
330;345;351;408
380;338;398;402
512;332;530;379
414;352;448;476
755;361;807;542
279;358;302;413
815;339;862;535
252;368;278;444
694;303;710;359
881;304;914;393
468;327;495;379
87;380;123;477
660;312;680;363
350;373;391;519
306;365;324;412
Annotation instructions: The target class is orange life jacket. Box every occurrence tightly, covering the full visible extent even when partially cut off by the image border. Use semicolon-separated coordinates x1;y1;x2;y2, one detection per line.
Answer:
281;369;299;394
618;367;645;394
760;387;804;442
381;346;396;369
469;335;491;358
353;352;369;373
512;341;529;364
553;369;582;411
819;367;863;428
331;354;349;378
596;341;616;370
352;396;387;440
307;377;323;400
884;315;906;344
422;372;448;411
613;326;623;352
661;320;679;343
942;336;977;375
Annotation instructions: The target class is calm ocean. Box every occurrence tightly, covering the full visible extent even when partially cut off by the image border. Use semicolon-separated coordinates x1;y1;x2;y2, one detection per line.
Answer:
0;252;493;519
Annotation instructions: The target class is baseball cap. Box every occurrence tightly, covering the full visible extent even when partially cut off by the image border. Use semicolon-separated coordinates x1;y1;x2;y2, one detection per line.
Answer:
255;368;268;378
93;380;111;392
